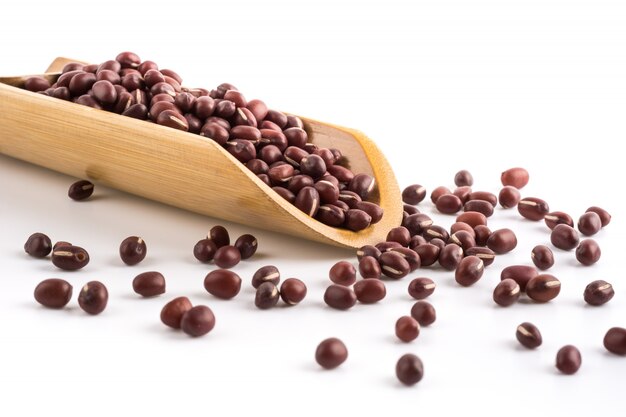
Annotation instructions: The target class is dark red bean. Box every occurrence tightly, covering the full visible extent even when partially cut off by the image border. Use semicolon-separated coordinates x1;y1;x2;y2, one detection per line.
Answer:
465;247;496;266
449;231;476;253
252;265;280;289
501;167;529;189
280;278;307;305
578;212;602;236
34;279;73;308
315;338;348;369
464;200;494;217
486;228;517;254
52;245;90;270
456;211;487;228
255;282;280;309
386;226;411;246
354;279;386;303
396;316;420;342
24;232;52;258
329;261;357;286
498;186;521;208
603;327;626;355
119;236;147;265
453;186;472;204
583;280;614;306
408;278;436;300
518;197;549;221
531;245;554;270
473;225;492;247
132;271;166;297
324;285;357;310
575;239;601;266
379;251;410;279
209;225;230;248
586;206;611;227
204;269;242;299
160;296;193;329
516;322;542;349
402;184;426;205
556;345;581;375
493;279;520;307
358;256;382;279
68;180;94;201
410;301;436;326
526;274;561;302
413;244;440;267
213;245;241;269
438;244;464;270
454;170;473;187
500;265;538;292
550;224;579;250
544;211;574;230
436;194;463;214
455;256;484;286
396;354;424;386
344;209;371;231
430;186;451;204
234;234;258;259
181;305;216;337
468;191;497;206
77;281;108;315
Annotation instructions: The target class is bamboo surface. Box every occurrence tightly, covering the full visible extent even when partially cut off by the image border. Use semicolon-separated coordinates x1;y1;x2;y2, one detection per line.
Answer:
0;59;402;248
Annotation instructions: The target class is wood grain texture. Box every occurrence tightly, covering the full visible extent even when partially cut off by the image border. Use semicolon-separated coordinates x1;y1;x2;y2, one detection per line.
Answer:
0;62;401;248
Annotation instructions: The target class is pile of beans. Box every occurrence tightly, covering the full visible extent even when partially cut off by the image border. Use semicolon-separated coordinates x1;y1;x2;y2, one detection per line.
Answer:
20;53;624;383
317;166;619;378
26;162;624;382
22;52;383;232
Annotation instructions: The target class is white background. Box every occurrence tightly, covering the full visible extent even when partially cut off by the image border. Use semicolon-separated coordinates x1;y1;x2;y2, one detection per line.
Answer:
1;1;625;416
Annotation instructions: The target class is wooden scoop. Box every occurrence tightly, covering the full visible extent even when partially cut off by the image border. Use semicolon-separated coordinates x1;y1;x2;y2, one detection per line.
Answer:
0;57;401;249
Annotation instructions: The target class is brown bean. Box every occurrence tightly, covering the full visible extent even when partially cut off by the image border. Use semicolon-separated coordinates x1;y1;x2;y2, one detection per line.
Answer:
438;244;464;270
132;271;166;297
465;247;496;266
575;239;601;266
544;211;574;230
455;256;484;286
500;265;538;292
578;212;602;236
408;278;436;300
586;206;611;227
324;285;357;310
487;228;517;254
379;252;410;279
354;279;387;303
414;244;440;267
386;226;411;247
358;256;382;279
430;186;451;204
402;184;426;205
501;167;529;189
526;274;561;302
203;269;242;299
468;191;497;206
518;197;549;221
160;297;193;329
436;194;463;214
550;224;579;250
464;200;494;217
531;245;554;270
456;211;487;228
498;186;521;208
493;279;520;307
34;279;73;308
